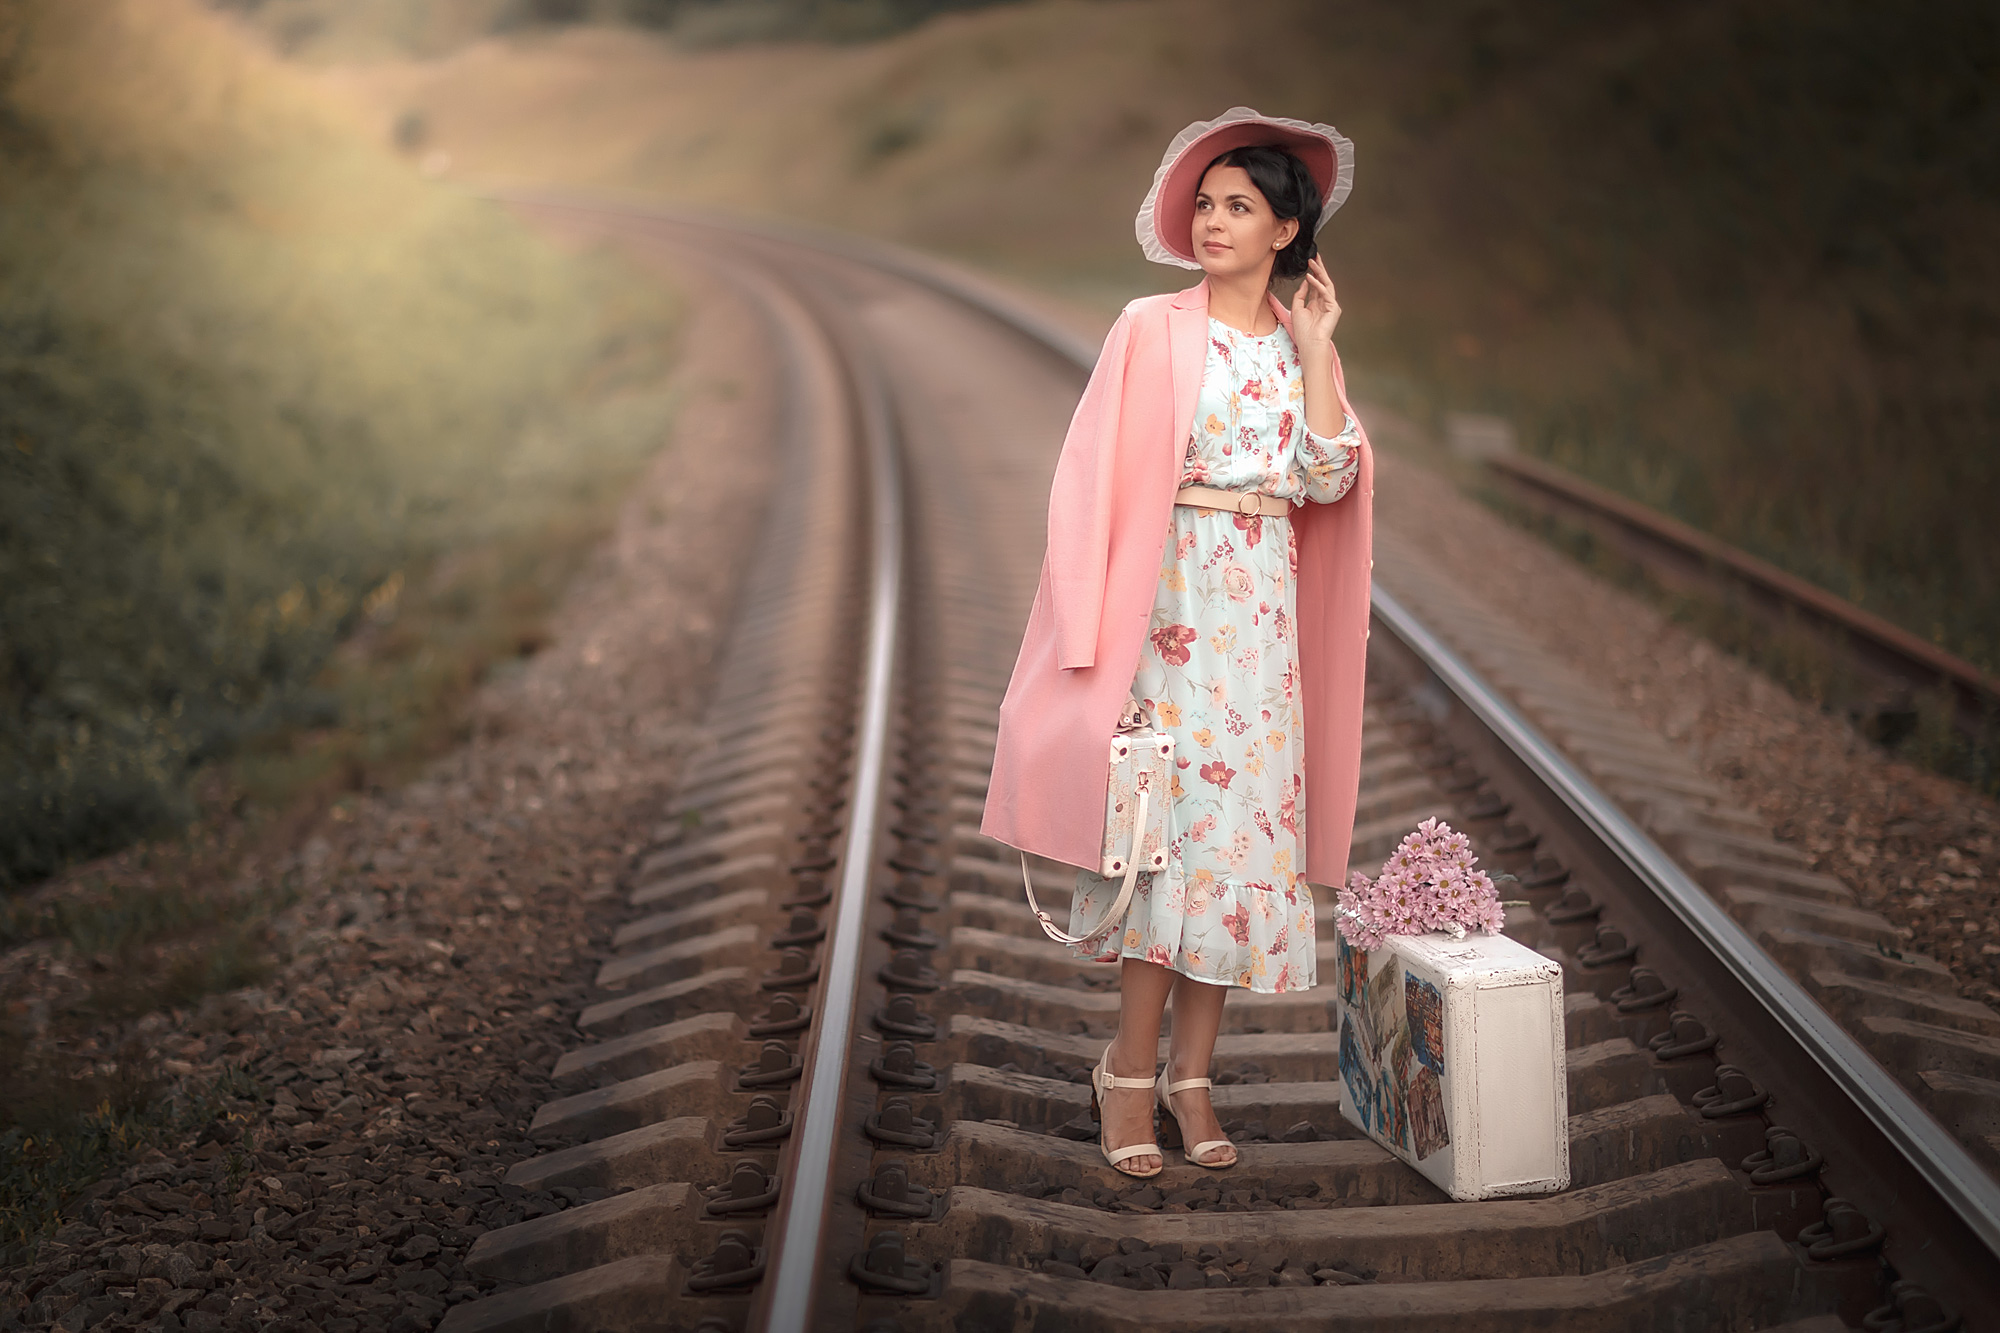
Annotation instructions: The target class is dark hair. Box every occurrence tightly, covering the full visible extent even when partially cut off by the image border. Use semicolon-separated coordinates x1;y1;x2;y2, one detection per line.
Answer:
1203;144;1321;280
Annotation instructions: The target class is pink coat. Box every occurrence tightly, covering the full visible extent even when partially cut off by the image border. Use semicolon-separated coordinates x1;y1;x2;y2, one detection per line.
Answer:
982;278;1375;882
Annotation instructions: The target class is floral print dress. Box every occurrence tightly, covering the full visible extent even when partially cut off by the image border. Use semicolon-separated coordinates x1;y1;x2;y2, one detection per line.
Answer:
1068;318;1361;993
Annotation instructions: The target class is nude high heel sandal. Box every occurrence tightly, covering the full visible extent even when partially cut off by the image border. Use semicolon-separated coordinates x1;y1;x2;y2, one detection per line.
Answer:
1157;1070;1237;1169
1090;1047;1163;1179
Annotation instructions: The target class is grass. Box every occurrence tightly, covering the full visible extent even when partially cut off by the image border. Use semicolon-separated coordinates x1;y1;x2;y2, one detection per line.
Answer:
0;849;295;1259
1;877;281;964
1;0;682;888
222;414;660;815
0;1057;264;1264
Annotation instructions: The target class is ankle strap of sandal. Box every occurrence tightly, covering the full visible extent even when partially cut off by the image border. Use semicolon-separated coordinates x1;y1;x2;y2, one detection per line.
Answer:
1162;1075;1213;1095
1101;1069;1158;1090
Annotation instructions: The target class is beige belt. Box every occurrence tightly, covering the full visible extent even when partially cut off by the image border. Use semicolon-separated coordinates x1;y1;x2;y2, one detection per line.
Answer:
1174;486;1291;518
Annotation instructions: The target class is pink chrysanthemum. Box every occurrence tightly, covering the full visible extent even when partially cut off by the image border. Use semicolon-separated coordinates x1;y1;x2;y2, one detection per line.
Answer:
1335;817;1504;949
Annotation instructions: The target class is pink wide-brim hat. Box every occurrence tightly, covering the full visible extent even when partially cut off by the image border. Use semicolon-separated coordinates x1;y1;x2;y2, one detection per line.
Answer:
1136;107;1355;269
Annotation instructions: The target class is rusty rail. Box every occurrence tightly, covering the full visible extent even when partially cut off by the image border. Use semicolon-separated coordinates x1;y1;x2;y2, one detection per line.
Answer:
1483;449;2000;734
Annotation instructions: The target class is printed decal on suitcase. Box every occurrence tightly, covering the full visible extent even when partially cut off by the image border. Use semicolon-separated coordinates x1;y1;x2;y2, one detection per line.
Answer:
1406;973;1445;1074
1337;1012;1374;1135
1336;932;1368;1009
1336;934;1442;1160
1407;1064;1450;1159
1363;949;1404;1060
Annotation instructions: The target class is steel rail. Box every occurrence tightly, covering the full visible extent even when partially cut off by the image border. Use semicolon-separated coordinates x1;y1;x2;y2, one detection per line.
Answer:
1484;450;2000;731
1371;581;2000;1258
696;197;2000;1280
756;287;905;1331
493;188;2000;1304
765;211;2000;1276
798;212;2000;1262
768;204;2000;1267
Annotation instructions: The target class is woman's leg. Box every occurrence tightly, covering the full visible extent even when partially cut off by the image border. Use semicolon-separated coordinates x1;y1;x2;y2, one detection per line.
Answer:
1103;957;1177;1173
1164;974;1238;1166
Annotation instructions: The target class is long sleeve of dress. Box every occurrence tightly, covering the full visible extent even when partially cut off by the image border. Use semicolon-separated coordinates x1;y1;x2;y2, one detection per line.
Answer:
1292;414;1362;504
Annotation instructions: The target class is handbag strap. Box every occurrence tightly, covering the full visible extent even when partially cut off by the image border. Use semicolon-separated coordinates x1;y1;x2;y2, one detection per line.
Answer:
1020;784;1148;948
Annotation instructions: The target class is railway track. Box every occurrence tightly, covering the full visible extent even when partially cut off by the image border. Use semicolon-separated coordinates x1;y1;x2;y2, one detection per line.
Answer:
437;202;2000;1332
1478;448;2000;741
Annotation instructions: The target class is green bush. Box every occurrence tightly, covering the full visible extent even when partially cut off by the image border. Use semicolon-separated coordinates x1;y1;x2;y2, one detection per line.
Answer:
0;0;679;886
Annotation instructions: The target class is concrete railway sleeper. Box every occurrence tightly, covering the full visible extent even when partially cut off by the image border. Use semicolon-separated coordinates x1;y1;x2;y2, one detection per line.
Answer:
435;204;2000;1332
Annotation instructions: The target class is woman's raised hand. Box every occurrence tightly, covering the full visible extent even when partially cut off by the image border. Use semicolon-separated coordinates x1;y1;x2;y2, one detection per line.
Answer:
1291;255;1342;352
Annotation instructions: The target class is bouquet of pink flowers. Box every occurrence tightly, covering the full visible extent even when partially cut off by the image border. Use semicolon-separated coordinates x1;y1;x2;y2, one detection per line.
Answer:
1336;817;1507;949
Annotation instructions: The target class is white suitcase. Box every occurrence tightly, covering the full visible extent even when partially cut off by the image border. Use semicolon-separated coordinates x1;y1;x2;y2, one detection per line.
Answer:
1333;926;1570;1200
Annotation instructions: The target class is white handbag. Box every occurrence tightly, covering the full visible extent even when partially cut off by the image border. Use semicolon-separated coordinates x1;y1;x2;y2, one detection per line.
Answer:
1020;701;1175;947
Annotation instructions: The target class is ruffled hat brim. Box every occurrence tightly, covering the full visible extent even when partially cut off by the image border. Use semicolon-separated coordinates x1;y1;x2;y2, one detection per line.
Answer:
1135;107;1355;269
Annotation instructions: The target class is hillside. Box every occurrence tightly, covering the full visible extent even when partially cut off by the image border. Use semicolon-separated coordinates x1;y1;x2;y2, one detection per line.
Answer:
207;0;1019;59
308;0;1999;686
0;0;681;886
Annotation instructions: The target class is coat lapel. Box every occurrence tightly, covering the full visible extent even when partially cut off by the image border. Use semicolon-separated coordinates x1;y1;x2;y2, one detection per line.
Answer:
1268;290;1293;336
1168;280;1209;449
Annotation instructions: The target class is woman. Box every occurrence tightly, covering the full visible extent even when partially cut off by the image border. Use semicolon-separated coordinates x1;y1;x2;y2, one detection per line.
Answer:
982;108;1374;1178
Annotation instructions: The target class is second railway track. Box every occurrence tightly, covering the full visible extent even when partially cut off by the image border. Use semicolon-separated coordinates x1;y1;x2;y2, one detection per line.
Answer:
436;203;2000;1333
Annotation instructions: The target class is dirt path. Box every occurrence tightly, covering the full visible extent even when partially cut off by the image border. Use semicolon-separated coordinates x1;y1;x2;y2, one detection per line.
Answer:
2;258;773;1333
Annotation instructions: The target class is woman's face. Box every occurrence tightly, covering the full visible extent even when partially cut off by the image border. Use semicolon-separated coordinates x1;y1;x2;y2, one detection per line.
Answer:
1191;164;1298;282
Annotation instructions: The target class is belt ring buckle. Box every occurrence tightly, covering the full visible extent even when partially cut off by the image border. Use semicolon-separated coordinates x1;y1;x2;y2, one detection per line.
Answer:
1238;493;1260;516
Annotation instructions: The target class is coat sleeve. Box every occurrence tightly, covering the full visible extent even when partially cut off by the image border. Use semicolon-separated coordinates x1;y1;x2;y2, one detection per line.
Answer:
1045;309;1135;670
1293;341;1375;884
